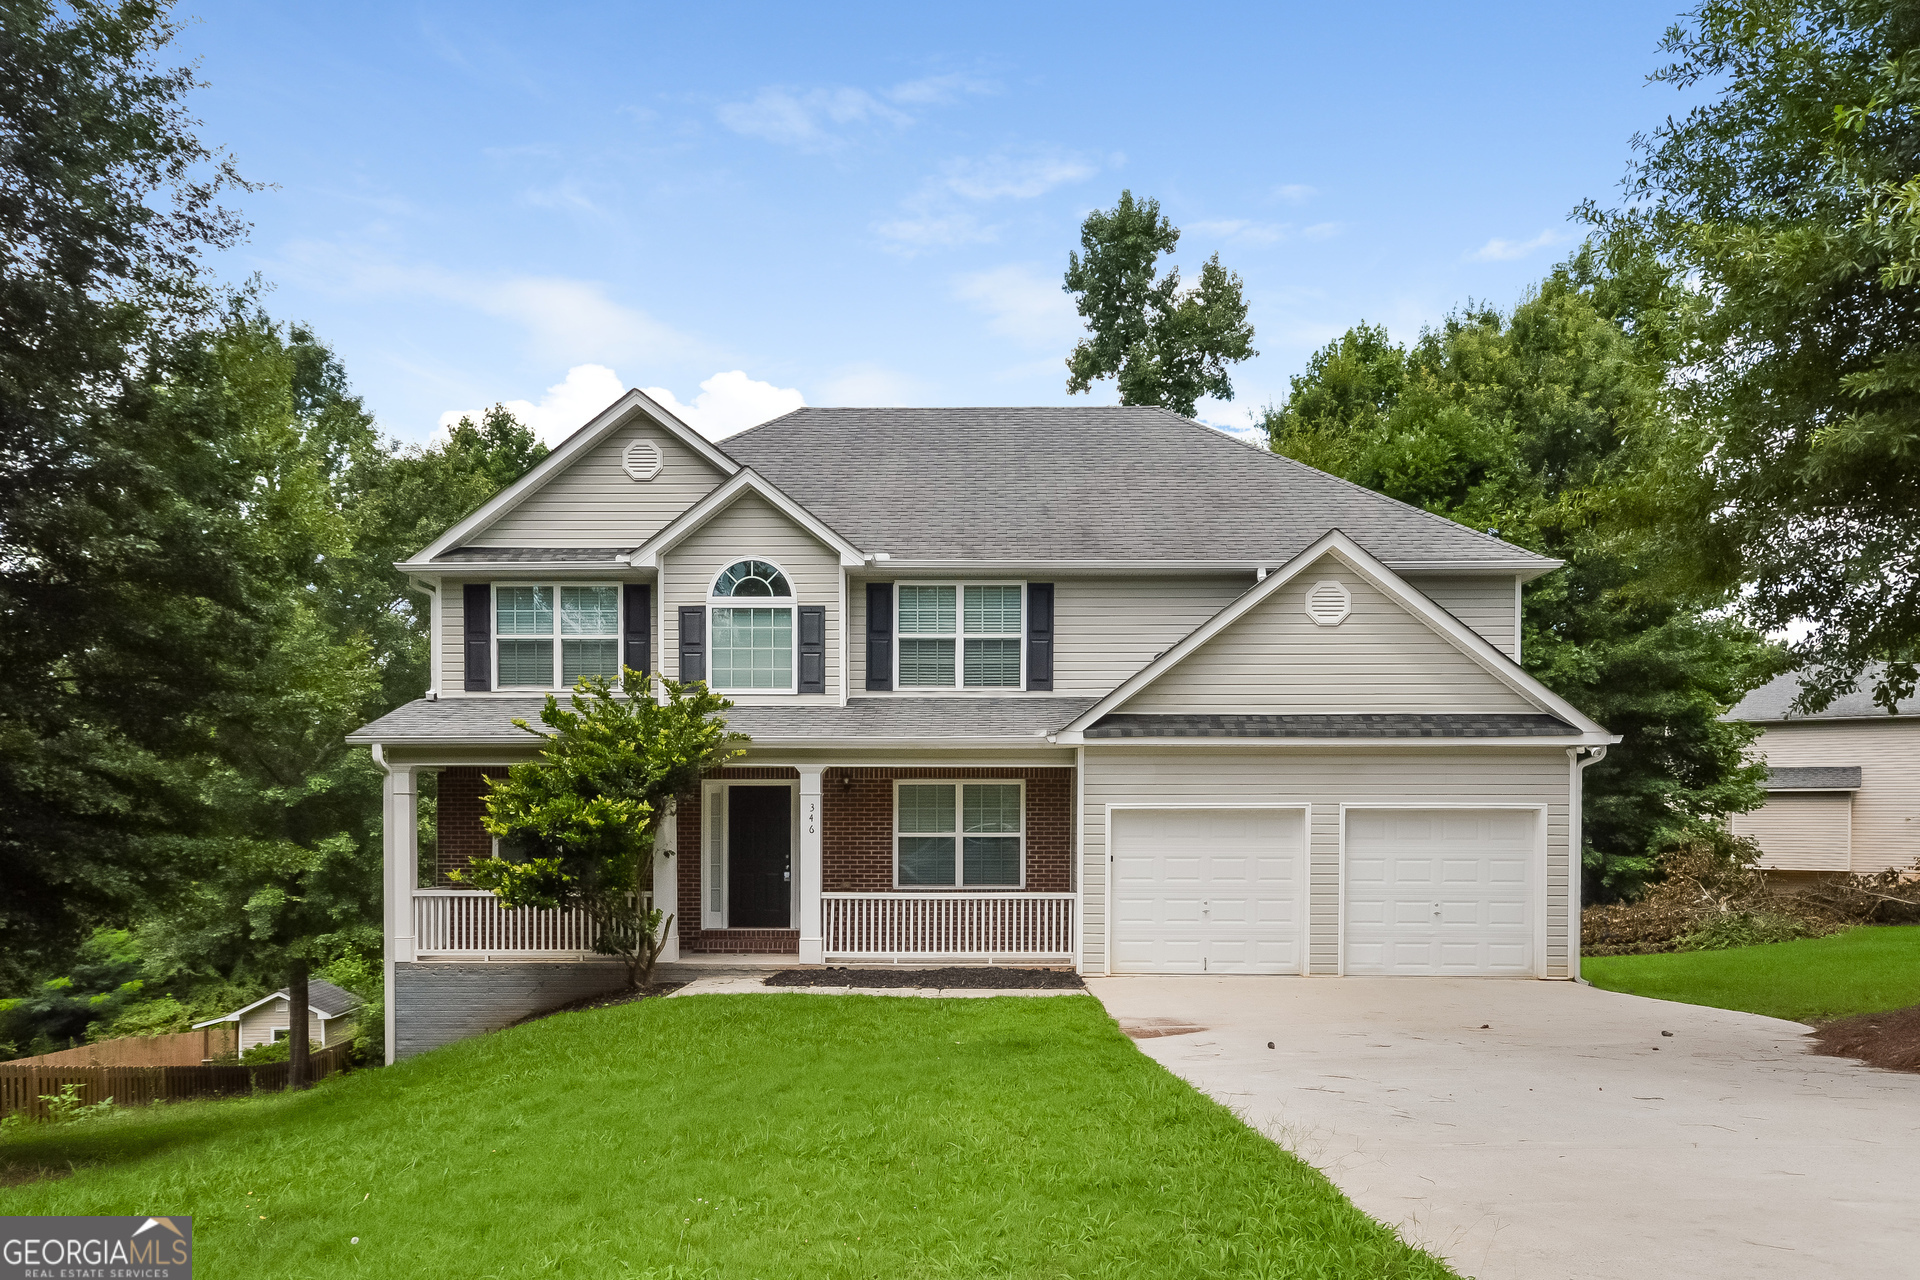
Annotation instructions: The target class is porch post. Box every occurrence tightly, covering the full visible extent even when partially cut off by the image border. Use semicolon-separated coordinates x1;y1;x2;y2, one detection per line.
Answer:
797;766;825;963
381;761;418;1066
653;796;680;963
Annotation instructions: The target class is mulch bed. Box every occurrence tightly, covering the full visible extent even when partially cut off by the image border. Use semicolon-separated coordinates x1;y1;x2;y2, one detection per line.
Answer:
766;966;1084;990
512;982;684;1025
1809;1002;1920;1073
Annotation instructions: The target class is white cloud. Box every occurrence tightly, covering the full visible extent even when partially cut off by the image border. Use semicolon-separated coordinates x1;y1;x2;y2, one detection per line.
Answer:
1470;228;1571;262
874;211;994;249
1190;218;1288;246
1302;222;1341;241
1272;183;1317;204
717;86;910;150
439;364;627;447
940;151;1096;201
885;73;995;105
642;370;805;440
954;264;1084;349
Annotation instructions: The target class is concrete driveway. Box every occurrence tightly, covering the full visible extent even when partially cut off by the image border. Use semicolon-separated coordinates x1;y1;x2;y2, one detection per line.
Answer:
1085;975;1918;1280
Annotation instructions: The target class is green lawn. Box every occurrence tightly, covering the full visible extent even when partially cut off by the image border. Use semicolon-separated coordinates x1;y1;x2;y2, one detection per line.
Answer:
1584;925;1920;1023
1;994;1451;1279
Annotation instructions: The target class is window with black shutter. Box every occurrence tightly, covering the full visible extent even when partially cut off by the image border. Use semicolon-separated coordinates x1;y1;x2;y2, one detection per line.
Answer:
866;582;893;691
797;605;826;694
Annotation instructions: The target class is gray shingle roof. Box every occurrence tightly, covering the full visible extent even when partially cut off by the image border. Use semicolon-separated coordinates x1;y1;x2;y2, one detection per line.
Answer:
1083;712;1579;739
1764;766;1862;791
719;407;1553;571
1727;665;1920;721
348;696;1097;745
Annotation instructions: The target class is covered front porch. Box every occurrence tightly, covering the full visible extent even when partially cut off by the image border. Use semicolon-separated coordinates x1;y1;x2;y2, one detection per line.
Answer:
383;762;1077;967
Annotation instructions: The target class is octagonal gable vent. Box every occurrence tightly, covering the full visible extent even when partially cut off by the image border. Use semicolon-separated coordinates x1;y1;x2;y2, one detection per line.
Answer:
623;438;663;481
1305;579;1352;627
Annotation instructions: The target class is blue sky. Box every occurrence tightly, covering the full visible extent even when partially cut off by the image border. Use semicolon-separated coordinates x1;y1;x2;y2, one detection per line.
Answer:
175;1;1699;446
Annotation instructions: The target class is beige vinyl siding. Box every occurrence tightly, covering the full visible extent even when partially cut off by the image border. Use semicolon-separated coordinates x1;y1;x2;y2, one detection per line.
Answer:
1404;572;1519;660
468;423;727;548
235;1000;337;1052
1123;557;1538;715
661;492;841;703
848;574;1250;696
1732;793;1852;871
1743;718;1920;874
1080;746;1573;977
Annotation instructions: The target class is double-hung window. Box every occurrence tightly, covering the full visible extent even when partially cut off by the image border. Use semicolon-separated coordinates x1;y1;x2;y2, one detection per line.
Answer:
495;584;620;689
708;559;795;693
897;584;1023;689
894;781;1024;887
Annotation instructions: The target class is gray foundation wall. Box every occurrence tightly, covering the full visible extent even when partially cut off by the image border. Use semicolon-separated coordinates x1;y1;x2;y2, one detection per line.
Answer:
392;960;631;1059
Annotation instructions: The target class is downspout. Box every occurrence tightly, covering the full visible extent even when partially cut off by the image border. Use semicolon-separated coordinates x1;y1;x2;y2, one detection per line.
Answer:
1567;744;1609;983
408;576;441;699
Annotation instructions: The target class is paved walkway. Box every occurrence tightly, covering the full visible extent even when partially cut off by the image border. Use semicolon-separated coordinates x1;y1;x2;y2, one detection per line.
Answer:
1085;975;1918;1280
667;976;1082;998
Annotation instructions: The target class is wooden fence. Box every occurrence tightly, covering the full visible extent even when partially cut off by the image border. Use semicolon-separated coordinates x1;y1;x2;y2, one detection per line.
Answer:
11;1025;238;1068
0;1044;352;1121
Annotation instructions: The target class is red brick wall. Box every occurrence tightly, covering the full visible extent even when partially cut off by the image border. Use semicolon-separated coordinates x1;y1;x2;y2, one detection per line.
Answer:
671;766;1075;953
435;767;508;886
823;768;1073;892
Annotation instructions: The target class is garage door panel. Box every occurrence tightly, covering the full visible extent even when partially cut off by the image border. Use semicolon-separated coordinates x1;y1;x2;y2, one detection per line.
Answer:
1346;808;1537;977
1112;808;1304;975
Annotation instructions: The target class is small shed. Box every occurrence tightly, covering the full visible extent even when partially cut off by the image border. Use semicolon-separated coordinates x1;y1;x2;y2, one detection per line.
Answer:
1726;668;1920;880
193;980;361;1052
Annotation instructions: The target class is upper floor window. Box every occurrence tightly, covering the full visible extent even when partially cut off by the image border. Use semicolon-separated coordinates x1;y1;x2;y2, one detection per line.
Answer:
496;584;620;688
897;583;1023;688
709;559;794;692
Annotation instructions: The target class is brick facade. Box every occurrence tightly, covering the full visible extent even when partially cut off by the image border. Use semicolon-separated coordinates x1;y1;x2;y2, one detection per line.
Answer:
672;765;1075;955
434;767;507;886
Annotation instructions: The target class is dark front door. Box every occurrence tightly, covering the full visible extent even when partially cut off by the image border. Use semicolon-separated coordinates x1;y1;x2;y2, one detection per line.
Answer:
727;786;792;928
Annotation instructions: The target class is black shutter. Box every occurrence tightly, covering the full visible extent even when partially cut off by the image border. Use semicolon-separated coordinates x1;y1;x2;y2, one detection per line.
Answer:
1026;583;1054;691
678;606;706;684
797;604;826;694
623;584;651;686
463;584;491;692
865;582;893;691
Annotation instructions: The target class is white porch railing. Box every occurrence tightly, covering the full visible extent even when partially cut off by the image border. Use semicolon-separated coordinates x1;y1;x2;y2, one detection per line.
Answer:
413;889;632;959
822;892;1074;963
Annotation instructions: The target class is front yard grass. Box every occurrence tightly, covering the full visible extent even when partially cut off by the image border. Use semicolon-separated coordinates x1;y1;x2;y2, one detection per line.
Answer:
1584;925;1920;1023
0;993;1452;1279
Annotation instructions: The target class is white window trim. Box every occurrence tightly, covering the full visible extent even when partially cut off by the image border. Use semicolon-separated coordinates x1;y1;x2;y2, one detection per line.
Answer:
893;580;1027;692
706;557;799;696
492;581;623;691
892;778;1026;891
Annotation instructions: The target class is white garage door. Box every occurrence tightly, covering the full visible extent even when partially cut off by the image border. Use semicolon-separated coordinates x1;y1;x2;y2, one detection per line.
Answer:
1344;808;1536;976
1111;808;1303;974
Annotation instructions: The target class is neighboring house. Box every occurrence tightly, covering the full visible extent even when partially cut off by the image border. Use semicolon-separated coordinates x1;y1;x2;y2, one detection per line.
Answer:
192;980;361;1053
1726;668;1920;882
348;396;1618;1061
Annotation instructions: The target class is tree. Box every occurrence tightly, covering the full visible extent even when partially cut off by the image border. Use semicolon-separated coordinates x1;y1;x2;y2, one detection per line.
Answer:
1583;0;1920;711
458;675;745;988
1063;191;1257;416
0;0;264;985
1266;253;1783;897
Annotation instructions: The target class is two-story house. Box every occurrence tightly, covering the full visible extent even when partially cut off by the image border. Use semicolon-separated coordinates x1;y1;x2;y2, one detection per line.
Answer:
349;393;1616;1059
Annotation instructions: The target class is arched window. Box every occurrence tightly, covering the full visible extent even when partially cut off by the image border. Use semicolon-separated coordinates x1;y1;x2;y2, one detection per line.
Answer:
707;559;795;691
712;559;792;598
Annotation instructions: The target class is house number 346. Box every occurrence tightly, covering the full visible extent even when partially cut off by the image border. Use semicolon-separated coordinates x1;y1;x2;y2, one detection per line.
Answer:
807;800;817;835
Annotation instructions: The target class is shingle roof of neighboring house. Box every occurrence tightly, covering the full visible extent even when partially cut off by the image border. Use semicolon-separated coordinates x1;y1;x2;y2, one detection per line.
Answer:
1727;665;1920;722
1082;712;1580;739
1764;766;1863;791
719;407;1556;572
192;980;361;1028
346;696;1100;745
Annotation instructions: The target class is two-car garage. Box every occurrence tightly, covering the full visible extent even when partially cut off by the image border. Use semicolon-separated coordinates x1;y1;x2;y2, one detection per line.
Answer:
1108;805;1541;977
